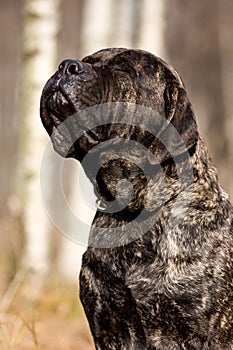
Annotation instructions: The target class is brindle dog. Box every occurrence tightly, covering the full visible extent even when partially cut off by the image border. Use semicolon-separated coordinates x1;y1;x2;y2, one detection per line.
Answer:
40;48;233;349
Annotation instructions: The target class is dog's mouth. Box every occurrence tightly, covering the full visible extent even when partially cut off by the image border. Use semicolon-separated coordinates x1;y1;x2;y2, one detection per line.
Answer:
41;87;100;158
40;88;76;157
46;89;76;127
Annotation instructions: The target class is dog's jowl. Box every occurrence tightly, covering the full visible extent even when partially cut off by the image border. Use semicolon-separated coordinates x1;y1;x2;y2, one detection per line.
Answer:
40;48;233;349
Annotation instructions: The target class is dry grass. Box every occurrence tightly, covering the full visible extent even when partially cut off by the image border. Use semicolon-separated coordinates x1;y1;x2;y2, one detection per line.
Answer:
0;272;95;350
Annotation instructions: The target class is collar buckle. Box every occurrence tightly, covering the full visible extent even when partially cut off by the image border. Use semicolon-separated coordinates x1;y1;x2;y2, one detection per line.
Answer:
95;199;108;211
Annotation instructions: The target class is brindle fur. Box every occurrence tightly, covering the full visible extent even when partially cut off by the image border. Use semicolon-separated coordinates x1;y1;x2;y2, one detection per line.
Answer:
40;48;233;349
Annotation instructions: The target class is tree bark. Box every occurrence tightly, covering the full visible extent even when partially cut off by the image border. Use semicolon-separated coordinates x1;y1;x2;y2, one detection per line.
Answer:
18;0;61;280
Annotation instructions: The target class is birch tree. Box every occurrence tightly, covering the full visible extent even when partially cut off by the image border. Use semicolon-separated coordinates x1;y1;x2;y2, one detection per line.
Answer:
17;0;61;286
138;0;167;58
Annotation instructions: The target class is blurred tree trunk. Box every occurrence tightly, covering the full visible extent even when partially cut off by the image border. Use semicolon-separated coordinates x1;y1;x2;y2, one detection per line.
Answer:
110;0;140;48
137;0;167;58
81;0;114;56
165;0;231;194
17;0;61;287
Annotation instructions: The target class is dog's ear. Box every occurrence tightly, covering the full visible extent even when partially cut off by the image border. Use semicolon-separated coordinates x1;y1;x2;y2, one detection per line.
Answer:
148;84;198;164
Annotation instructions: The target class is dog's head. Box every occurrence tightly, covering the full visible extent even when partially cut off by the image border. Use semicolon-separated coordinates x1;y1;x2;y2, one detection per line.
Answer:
41;48;198;160
40;48;198;211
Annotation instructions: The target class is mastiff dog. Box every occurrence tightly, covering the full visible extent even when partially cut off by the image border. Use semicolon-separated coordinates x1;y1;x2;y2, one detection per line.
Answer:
40;48;233;349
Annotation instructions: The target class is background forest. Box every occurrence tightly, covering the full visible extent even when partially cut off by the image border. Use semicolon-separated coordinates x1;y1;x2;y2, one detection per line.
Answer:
0;0;233;348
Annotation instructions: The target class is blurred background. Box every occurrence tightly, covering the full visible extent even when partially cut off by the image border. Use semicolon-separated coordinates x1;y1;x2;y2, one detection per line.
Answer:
0;0;232;348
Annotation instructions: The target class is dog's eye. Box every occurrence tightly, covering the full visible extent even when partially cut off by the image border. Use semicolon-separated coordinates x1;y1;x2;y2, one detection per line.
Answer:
112;68;135;77
112;69;125;75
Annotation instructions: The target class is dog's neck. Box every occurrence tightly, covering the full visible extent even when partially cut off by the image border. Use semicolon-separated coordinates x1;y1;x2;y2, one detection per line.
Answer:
81;137;225;218
85;137;231;249
81;144;200;215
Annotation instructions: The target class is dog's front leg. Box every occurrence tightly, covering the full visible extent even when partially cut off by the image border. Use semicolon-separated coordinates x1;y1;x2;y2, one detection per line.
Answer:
79;249;146;350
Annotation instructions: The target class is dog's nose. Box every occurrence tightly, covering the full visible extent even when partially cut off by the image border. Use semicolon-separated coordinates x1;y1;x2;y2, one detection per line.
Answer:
58;59;83;75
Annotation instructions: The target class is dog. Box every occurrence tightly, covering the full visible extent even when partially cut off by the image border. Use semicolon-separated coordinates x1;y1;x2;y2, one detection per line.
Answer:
40;48;233;349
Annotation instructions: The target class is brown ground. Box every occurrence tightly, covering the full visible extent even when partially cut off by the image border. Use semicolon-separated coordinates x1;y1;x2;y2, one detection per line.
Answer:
0;274;95;350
